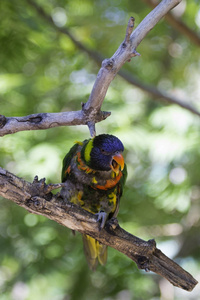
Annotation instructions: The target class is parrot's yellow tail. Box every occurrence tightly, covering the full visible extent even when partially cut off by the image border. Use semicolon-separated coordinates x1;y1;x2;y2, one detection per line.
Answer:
82;234;107;271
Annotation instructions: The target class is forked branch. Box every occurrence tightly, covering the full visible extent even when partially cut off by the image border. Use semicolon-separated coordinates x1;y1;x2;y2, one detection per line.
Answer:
26;0;200;117
2;0;197;139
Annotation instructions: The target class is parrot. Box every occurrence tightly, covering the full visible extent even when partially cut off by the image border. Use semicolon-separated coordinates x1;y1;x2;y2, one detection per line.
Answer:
61;134;127;270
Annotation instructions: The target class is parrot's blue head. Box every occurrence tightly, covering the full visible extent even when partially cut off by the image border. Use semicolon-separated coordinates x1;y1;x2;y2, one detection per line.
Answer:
83;134;124;173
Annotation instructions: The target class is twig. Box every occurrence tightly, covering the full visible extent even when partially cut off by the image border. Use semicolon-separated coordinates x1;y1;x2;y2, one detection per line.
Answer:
124;16;135;45
0;167;198;291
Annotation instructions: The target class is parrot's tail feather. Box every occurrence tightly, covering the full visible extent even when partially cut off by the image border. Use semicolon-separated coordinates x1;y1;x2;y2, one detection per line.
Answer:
82;234;107;271
82;234;98;271
97;242;107;266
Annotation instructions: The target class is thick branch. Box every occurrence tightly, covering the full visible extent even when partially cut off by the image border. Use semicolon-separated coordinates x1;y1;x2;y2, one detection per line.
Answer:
0;167;198;291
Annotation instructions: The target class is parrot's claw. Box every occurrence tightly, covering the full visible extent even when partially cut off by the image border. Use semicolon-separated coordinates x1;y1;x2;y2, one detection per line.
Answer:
95;211;108;231
32;176;63;195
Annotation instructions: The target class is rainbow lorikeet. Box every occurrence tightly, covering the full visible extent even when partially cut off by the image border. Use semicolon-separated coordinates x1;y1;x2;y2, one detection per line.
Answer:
61;134;127;270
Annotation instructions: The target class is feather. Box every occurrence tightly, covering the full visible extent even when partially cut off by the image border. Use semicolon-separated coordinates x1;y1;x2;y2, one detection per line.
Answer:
82;235;98;271
82;234;107;270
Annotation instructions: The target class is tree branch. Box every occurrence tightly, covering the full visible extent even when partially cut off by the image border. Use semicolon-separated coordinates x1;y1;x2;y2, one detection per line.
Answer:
143;0;200;47
82;0;182;113
0;111;110;137
0;167;198;291
25;0;200;118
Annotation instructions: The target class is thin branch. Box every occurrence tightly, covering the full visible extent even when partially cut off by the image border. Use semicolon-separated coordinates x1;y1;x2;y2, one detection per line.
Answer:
119;69;200;117
143;0;200;47
25;0;200;118
84;0;182;112
129;0;182;48
0;167;198;291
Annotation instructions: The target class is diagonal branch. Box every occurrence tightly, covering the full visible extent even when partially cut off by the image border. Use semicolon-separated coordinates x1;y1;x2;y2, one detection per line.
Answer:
128;0;180;48
143;0;200;47
0;167;198;291
26;0;197;116
25;0;200;118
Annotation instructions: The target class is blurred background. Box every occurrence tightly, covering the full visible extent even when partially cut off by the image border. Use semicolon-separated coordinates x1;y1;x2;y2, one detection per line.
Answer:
0;0;200;299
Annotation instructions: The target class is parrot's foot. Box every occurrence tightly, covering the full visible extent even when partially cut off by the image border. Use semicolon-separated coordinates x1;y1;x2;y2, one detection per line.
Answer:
32;176;63;196
95;211;108;230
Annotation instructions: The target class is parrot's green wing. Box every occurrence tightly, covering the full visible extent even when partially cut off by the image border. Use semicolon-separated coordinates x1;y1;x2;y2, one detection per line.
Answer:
61;143;79;182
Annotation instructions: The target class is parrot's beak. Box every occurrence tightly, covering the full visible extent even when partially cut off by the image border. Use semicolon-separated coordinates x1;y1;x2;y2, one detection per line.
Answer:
111;153;124;173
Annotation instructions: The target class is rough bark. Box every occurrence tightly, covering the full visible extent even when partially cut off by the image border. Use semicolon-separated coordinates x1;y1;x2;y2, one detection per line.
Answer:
0;167;198;291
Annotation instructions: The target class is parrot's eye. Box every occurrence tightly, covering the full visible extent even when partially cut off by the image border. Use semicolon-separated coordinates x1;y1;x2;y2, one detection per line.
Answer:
100;148;110;155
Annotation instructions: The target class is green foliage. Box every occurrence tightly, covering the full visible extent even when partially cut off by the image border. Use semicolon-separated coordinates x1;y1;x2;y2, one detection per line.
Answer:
0;0;200;299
